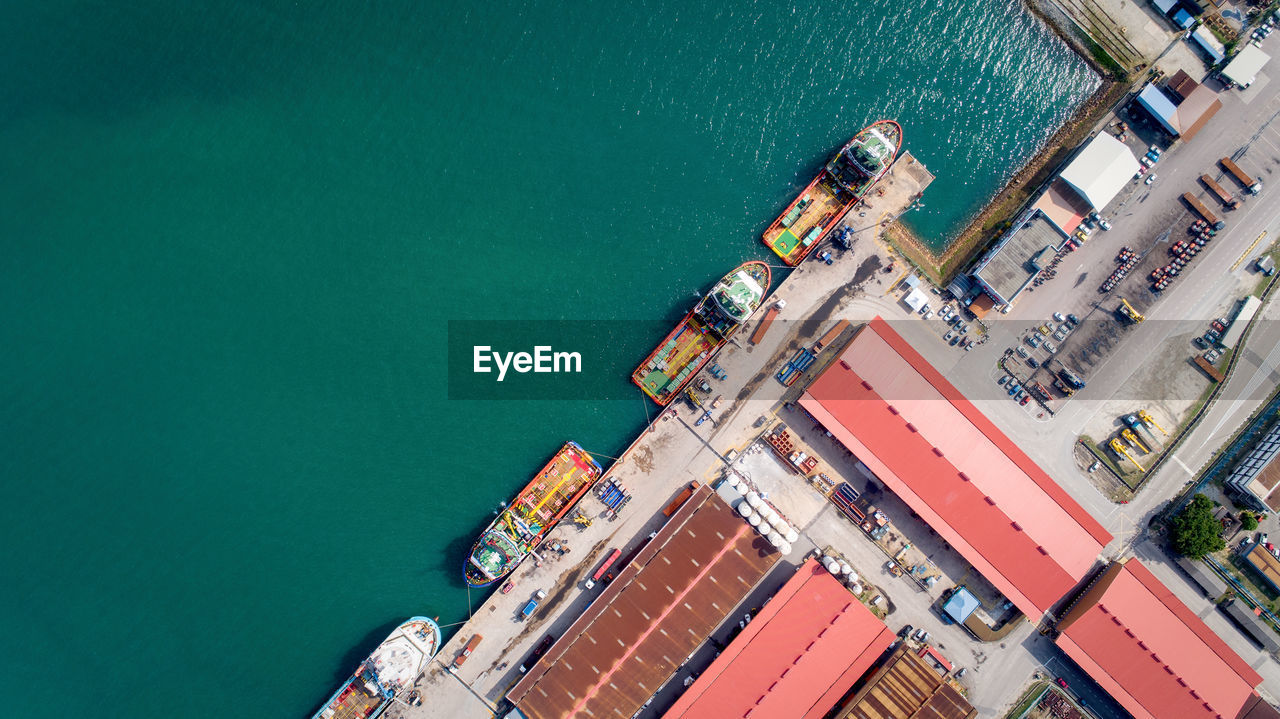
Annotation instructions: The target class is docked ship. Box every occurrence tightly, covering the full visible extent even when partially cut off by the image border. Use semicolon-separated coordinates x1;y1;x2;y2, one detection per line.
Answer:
763;120;901;265
463;442;604;588
312;617;441;719
632;261;771;406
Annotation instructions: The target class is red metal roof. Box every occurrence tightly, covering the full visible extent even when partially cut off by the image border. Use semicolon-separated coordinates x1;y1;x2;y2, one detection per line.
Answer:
797;318;1112;620
1055;561;1262;719
664;559;895;719
506;485;780;719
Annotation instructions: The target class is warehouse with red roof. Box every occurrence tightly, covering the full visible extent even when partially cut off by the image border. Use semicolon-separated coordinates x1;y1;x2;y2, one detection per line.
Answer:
664;559;895;719
1056;560;1273;719
797;317;1112;620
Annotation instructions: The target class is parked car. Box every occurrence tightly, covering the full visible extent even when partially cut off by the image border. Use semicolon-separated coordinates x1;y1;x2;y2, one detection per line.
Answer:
949;335;960;346
1043;341;1058;354
1053;312;1066;323
944;330;955;342
1057;677;1069;688
1038;324;1052;336
1027;357;1039;368
898;624;915;638
1020;395;1031;405
1194;336;1208;349
1067;313;1080;326
1145;172;1157;185
998;375;1009;385
1016;346;1030;358
1026;335;1041;348
1054;326;1069;341
1099;218;1112;231
921;308;932;320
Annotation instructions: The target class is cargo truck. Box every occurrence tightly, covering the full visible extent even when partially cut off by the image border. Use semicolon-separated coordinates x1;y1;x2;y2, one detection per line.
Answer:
1221;157;1262;194
1182;192;1225;230
1200;174;1241;209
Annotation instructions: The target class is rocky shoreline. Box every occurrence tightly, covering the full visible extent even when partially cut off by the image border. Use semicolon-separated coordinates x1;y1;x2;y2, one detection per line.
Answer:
886;0;1131;285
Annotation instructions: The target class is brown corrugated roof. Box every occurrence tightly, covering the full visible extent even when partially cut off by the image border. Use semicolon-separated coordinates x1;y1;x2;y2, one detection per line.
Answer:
1168;70;1198;101
831;645;976;719
1247;545;1280;590
1177;85;1223;142
506;485;780;719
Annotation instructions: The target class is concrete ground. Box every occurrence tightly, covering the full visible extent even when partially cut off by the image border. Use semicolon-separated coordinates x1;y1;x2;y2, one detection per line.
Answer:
398;36;1280;719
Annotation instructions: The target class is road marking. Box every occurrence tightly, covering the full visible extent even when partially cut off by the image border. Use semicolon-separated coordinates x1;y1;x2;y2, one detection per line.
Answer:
1232;232;1269;272
1172;455;1193;475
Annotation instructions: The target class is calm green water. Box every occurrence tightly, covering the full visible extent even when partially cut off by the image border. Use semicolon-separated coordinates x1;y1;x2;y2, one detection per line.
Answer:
0;2;1095;716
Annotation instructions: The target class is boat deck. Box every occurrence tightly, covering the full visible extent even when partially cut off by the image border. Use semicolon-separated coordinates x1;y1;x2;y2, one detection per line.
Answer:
514;447;601;529
634;319;717;400
317;678;385;719
765;181;846;263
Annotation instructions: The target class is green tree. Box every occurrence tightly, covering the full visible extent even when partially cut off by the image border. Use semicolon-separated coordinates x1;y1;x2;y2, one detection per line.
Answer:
1171;494;1226;558
1242;512;1259;531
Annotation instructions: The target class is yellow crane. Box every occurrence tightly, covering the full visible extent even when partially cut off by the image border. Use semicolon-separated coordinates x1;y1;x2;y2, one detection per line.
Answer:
1138;410;1168;436
1110;437;1147;472
1121;428;1149;454
1119;298;1145;324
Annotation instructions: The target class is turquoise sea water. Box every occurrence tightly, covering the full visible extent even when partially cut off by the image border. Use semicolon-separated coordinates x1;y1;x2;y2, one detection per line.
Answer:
0;1;1096;716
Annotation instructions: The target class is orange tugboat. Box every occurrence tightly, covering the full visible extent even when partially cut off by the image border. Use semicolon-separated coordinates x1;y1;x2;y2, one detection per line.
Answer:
763;120;901;266
463;442;603;588
632;261;771;406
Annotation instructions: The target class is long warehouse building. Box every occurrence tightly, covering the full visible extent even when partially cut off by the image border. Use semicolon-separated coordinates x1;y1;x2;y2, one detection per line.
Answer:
506;484;781;719
798;317;1113;620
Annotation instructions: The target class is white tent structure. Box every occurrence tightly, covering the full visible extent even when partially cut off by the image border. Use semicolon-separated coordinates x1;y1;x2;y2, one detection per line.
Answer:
903;287;929;313
1058;133;1141;211
1222;45;1271;88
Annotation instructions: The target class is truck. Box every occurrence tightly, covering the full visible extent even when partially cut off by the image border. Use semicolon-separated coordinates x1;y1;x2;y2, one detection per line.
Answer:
1058;367;1087;390
452;634;483;669
1221;157;1262;194
749;300;784;345
1029;382;1052;402
1200;174;1241;209
1181;192;1225;230
1194;355;1225;382
584;548;622;589
520;590;547;620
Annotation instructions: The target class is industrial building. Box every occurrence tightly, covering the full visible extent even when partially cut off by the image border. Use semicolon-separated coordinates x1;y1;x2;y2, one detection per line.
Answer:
1190;26;1226;65
968;132;1138;306
1245;543;1280;594
969;207;1068;305
1057;132;1141;211
827;644;976;719
1224;421;1280;513
1220;599;1280;653
663;559;895;719
1054;561;1271;719
1172;554;1229;599
1223;46;1272;89
1133;80;1222;142
797;318;1113;620
942;586;981;624
505;484;780;719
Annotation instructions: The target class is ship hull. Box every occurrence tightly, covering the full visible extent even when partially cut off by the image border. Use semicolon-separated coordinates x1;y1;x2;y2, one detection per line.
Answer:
312;617;441;719
463;442;603;588
631;261;771;406
763;119;901;266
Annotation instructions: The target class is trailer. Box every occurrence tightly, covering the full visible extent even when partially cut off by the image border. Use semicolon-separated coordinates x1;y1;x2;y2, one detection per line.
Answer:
1221;157;1262;194
584;548;622;589
1182;192;1225;230
1194;355;1225;382
749;303;782;345
1200;174;1241;209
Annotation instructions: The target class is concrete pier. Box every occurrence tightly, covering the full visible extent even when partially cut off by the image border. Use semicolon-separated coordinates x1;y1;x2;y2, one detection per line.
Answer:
396;154;933;719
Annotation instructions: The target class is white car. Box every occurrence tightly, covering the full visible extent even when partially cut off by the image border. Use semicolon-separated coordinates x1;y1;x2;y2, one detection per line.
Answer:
1016;346;1030;358
1044;341;1058;354
1145;173;1157;186
1053;312;1065;323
